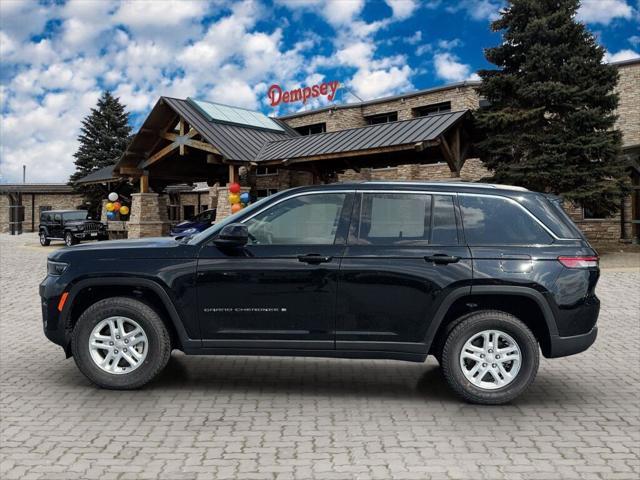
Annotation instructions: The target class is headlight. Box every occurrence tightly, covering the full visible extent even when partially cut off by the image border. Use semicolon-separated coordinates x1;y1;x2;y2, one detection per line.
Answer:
47;260;69;276
76;225;84;230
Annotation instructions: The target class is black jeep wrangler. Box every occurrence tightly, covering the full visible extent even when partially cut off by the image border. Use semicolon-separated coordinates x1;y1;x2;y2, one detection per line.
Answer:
39;210;108;247
40;183;600;404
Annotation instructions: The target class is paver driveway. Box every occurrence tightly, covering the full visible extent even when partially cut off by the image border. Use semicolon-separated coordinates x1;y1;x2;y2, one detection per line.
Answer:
1;233;639;480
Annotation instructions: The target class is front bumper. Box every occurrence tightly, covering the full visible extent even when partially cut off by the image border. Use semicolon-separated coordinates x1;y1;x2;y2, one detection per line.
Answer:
546;326;598;358
72;231;107;240
39;276;70;350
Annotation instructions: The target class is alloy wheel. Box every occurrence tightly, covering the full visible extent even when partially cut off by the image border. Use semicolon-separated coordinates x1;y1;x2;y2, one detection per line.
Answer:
459;329;522;390
88;316;148;374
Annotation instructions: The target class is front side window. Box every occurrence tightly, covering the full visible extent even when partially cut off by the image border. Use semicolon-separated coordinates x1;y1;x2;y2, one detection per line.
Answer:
245;193;347;245
355;193;432;245
460;195;552;245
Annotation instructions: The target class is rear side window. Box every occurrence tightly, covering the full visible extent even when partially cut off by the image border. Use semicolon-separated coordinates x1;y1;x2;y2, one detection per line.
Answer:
460;195;552;245
356;193;431;245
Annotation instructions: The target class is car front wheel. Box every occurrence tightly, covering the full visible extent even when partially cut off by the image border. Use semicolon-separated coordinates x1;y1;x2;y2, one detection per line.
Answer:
441;310;539;405
64;231;78;247
71;297;171;389
39;231;50;246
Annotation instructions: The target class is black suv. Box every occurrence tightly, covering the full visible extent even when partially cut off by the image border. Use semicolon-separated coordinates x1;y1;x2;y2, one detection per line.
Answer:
40;183;599;404
39;210;108;247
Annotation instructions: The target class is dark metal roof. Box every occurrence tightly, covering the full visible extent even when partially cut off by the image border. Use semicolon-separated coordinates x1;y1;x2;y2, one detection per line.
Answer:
0;183;75;194
257;110;468;162
162;97;295;161
74;165;118;185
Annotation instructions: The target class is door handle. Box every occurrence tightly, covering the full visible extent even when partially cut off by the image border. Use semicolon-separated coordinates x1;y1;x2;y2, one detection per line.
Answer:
425;254;461;264
298;254;333;264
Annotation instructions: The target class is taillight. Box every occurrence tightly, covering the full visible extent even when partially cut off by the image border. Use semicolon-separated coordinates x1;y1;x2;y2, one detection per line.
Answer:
558;256;599;269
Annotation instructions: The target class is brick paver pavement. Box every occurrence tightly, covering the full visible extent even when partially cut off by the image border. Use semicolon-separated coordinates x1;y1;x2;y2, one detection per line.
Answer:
1;233;639;480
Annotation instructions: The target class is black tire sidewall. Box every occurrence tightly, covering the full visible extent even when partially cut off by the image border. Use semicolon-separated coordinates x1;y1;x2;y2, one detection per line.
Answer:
442;312;539;404
39;232;49;246
64;232;75;246
72;298;170;389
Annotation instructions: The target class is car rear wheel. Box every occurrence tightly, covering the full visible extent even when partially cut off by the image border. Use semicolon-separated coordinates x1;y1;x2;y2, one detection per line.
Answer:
72;297;171;389
441;310;539;405
39;231;50;246
64;231;78;247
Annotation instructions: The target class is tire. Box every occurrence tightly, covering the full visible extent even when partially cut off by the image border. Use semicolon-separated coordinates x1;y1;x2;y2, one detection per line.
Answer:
39;231;50;246
64;231;78;247
441;310;539;405
71;297;171;390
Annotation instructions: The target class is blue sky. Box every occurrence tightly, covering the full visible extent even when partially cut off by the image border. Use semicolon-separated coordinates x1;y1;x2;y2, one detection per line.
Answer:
0;0;638;183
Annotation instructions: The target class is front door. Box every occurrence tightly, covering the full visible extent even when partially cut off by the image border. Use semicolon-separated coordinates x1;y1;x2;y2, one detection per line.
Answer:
197;191;354;350
51;213;63;238
336;191;473;353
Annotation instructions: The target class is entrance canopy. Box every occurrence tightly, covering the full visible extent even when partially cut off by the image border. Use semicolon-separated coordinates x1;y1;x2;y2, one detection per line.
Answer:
115;96;474;191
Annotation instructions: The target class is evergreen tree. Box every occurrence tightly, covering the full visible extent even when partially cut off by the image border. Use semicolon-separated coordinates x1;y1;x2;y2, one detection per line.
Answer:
70;91;132;216
475;0;627;215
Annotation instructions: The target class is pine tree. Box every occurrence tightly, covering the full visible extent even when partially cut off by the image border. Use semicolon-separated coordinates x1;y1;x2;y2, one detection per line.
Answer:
70;91;132;216
474;0;627;215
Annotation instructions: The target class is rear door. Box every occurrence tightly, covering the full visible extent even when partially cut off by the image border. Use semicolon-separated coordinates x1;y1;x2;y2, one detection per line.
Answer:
335;190;472;354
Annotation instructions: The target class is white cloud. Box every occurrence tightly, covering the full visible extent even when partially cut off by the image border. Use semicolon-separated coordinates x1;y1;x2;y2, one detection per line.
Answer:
350;65;412;99
577;0;634;25
385;0;418;20
629;35;640;47
433;52;475;82
406;30;422;45
446;0;504;22
604;49;640;63
437;38;463;50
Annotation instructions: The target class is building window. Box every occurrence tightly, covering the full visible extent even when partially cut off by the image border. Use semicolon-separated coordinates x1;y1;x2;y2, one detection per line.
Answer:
413;101;452;117
200;204;209;212
183;205;195;220
294;123;326;136
583;205;610;220
256;188;278;199
39;205;52;213
365;112;398;125
255;166;278;176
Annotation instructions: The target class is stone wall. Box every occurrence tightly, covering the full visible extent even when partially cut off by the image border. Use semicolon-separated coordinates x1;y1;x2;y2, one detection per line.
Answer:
127;193;170;238
564;202;623;245
615;60;640;149
282;83;481;132
0;192;84;233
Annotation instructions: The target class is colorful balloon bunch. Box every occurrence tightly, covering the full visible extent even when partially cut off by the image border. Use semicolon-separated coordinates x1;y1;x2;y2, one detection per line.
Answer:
105;192;130;220
228;183;250;213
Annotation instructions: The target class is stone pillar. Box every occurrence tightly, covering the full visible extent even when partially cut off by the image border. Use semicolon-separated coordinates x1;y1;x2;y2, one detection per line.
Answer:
127;193;169;238
215;185;252;221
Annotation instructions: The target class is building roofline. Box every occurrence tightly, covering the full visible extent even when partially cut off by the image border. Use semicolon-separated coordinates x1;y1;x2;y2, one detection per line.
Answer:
0;183;75;193
277;80;481;120
609;57;640;67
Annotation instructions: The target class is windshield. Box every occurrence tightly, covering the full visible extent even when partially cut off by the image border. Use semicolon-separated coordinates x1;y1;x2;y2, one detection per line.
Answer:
63;211;89;221
187;196;274;245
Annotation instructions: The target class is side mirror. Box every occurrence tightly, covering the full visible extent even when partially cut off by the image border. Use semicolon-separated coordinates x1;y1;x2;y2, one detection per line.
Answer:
213;223;248;247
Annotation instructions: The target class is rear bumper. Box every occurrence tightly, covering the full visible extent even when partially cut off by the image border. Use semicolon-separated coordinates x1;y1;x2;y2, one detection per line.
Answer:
545;326;598;358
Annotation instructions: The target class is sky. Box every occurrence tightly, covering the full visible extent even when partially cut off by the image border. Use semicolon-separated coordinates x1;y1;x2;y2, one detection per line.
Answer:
0;0;638;184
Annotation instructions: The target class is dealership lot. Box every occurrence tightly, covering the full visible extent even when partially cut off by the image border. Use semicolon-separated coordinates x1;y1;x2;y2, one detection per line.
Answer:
1;233;638;480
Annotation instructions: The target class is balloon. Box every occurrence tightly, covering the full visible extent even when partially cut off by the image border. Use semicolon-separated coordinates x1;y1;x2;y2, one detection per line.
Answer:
240;202;247;208
113;202;121;211
231;203;242;213
106;202;115;212
108;192;118;202
119;205;129;215
240;192;250;204
228;193;240;204
228;182;241;194
106;211;116;220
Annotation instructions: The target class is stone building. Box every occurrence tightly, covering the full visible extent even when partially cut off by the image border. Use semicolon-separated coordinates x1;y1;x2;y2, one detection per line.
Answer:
0;184;84;234
2;59;637;245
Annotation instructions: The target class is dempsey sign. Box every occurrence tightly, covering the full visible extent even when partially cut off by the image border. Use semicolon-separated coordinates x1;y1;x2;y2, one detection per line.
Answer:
267;80;340;107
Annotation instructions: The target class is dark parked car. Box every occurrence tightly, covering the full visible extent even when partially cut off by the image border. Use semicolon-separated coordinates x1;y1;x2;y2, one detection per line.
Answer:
39;210;108;247
40;182;599;404
169;209;216;237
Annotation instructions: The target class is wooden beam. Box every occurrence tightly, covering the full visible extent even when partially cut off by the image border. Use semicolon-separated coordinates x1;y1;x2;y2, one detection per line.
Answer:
228;164;239;184
140;142;179;169
451;127;461;171
439;135;458;175
119;166;144;176
184;139;220;155
179;119;186;155
140;173;149;193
